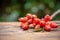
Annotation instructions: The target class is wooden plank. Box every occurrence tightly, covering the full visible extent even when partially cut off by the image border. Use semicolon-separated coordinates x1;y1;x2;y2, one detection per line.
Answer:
0;21;60;40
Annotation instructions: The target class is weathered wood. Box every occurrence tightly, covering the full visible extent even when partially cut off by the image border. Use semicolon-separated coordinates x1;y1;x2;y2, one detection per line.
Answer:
0;21;60;40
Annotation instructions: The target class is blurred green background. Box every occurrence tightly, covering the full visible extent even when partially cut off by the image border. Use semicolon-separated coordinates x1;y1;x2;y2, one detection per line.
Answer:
0;0;60;22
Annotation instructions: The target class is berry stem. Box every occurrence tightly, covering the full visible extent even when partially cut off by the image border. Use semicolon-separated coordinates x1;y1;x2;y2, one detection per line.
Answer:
50;9;60;20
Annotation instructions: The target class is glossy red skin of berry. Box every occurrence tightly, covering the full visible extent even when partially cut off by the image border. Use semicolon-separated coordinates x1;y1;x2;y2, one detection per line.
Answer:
44;15;50;22
50;22;58;28
28;19;33;24
34;18;41;24
35;24;40;29
33;23;36;27
18;17;26;23
26;13;32;19
44;25;51;32
40;21;46;28
22;24;28;30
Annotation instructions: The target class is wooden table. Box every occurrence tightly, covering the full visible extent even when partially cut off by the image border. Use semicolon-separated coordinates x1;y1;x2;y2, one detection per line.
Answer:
0;21;60;40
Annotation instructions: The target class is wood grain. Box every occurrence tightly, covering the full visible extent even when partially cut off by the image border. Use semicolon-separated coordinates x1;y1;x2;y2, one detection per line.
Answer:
0;21;60;40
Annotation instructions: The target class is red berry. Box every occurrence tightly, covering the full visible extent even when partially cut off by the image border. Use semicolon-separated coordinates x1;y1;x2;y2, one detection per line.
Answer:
33;23;36;27
35;24;40;29
26;13;32;19
44;25;51;32
34;18;41;24
44;14;50;22
50;22;58;28
18;17;26;23
28;19;33;24
40;21;46;28
22;24;28;30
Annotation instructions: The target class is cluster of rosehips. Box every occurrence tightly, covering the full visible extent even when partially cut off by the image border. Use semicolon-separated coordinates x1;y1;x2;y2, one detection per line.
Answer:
18;13;58;32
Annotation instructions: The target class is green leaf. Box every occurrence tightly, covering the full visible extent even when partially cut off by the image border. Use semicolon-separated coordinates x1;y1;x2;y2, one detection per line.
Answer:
34;28;42;32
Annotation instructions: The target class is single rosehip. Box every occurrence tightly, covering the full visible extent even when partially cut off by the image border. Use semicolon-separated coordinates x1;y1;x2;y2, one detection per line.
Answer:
44;25;51;32
28;19;33;24
18;17;26;23
26;13;32;19
34;24;40;29
33;23;36;27
44;14;50;22
22;24;28;30
34;18;41;24
50;22;58;28
40;21;46;28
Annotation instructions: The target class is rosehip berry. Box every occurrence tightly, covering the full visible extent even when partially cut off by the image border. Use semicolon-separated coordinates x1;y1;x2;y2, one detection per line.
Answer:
18;17;26;23
35;24;40;29
28;19;33;24
26;13;32;19
50;22;58;28
33;23;36;27
44;25;51;32
40;21;46;28
34;18;41;24
44;14;50;22
22;24;28;30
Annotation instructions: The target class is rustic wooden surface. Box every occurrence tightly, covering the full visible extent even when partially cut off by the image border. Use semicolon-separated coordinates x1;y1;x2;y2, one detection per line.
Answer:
0;21;60;40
